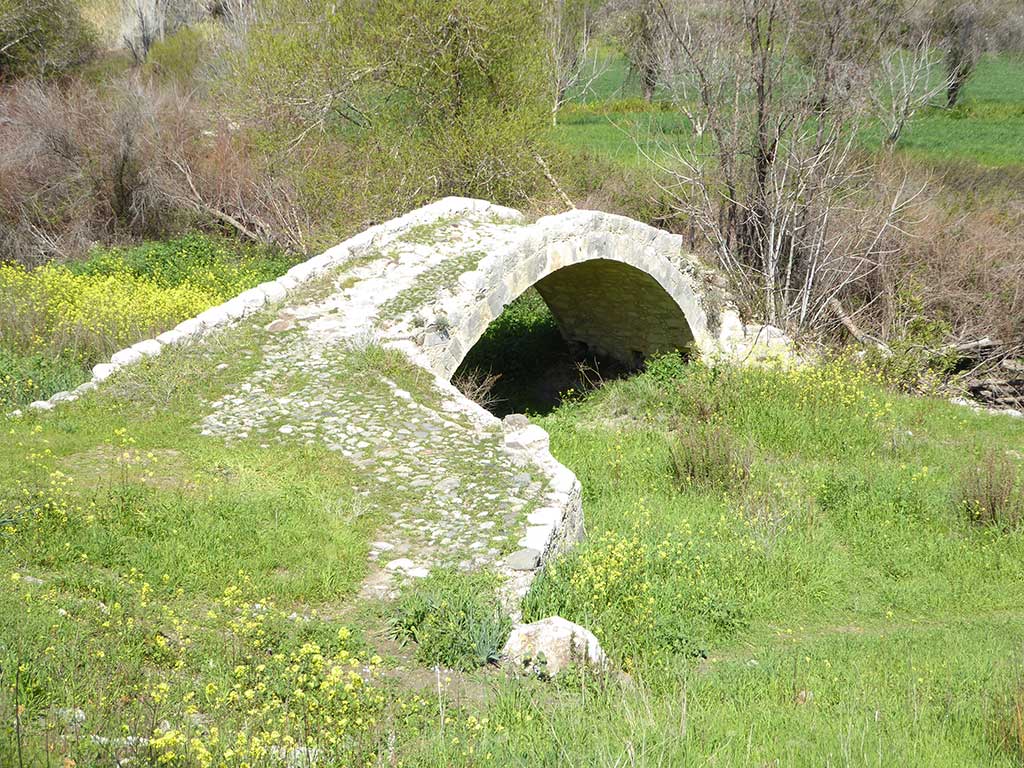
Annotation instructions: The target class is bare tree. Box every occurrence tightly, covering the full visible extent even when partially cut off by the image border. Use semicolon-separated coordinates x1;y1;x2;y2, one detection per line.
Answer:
121;0;166;63
121;0;205;64
920;0;1024;108
873;35;949;146
647;0;922;331
545;0;604;125
935;1;983;107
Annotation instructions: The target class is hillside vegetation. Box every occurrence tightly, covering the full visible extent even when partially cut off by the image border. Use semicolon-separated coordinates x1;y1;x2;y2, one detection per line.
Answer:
2;1;1022;408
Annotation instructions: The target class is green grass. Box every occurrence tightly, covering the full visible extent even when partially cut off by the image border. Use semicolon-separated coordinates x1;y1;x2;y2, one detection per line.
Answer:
551;108;690;168
5;323;1024;764
0;317;399;764
1;317;378;601
529;356;1024;657
390;569;510;671
493;354;1024;765
0;233;293;409
4;232;1024;764
398;352;1024;766
412;619;1024;766
861;56;1024;167
555;53;1024;170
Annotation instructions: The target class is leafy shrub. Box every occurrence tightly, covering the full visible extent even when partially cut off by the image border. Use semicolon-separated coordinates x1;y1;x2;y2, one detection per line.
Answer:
643;351;689;385
390;570;510;671
957;450;1024;530
0;0;95;81
145;25;209;84
861;291;960;394
669;424;752;493
231;0;550;210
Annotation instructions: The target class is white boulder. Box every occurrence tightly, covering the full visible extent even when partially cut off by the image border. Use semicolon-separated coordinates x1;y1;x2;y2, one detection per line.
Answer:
503;616;607;678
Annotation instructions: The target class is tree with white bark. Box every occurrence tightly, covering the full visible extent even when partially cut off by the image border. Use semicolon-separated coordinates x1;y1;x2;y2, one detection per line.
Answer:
872;35;949;146
545;0;605;125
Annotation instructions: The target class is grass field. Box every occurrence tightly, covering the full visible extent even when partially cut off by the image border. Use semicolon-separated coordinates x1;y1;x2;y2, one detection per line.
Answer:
522;356;1024;765
554;54;1024;169
4;301;1023;764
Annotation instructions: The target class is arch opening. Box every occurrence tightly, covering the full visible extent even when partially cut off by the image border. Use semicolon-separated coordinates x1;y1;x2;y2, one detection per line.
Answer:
453;259;696;416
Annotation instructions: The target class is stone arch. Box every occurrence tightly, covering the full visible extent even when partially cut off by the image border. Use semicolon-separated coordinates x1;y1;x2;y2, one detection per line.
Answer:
416;209;723;381
521;258;695;369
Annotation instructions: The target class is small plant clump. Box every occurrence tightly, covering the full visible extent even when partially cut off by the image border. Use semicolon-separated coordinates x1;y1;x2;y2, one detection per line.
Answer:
992;680;1024;765
390;570;511;671
668;424;753;493
958;450;1024;531
453;367;504;411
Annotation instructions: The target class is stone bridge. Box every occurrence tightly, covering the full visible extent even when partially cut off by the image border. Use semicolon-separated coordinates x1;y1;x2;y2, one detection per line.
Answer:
24;198;787;607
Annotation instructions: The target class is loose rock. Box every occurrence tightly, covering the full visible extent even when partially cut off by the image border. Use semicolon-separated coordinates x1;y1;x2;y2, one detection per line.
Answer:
503;616;607;678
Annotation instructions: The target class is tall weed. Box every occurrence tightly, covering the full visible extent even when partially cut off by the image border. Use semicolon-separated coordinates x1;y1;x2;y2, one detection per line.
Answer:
958;450;1024;531
390;570;510;671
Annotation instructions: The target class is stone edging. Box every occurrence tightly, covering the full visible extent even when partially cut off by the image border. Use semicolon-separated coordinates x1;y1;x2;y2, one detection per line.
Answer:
12;198;513;414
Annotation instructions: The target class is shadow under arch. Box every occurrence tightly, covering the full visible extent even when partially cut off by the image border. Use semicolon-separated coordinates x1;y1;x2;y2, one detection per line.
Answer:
454;258;697;416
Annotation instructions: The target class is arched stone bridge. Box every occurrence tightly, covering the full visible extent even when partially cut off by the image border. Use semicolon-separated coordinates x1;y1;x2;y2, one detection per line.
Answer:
25;198;788;607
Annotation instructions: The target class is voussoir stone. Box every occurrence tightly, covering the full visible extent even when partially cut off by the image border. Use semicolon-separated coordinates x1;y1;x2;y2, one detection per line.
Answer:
502;413;529;432
259;281;288;303
92;363;117;381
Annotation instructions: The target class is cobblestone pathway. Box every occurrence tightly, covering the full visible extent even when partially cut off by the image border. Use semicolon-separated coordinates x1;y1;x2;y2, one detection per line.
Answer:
196;208;571;599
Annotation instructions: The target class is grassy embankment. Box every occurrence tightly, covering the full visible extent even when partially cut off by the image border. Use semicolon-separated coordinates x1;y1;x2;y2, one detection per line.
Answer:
0;237;292;410
3;287;1023;764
